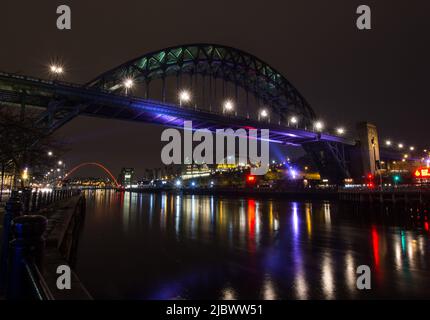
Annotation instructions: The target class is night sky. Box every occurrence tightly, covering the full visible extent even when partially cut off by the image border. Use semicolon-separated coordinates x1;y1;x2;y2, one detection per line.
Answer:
0;1;429;179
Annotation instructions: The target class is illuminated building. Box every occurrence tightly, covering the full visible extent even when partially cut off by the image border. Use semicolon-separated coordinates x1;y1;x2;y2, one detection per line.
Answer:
118;167;134;187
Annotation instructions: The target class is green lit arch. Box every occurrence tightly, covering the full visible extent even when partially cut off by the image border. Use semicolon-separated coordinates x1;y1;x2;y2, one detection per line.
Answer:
87;43;316;125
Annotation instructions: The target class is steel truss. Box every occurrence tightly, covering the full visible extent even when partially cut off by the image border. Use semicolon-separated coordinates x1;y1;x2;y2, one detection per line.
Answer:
87;44;316;126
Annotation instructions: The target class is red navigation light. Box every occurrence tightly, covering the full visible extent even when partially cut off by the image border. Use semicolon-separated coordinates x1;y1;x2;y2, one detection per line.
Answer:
247;175;256;183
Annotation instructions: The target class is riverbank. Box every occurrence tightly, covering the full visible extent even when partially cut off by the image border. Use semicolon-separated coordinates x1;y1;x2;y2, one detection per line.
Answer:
0;194;91;300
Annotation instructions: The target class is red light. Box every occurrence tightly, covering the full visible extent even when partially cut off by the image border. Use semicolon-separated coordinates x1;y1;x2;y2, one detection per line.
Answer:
415;168;430;178
367;174;373;180
247;175;256;183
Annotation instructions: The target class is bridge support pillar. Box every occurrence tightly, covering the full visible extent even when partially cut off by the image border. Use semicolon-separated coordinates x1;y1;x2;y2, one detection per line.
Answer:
357;122;381;177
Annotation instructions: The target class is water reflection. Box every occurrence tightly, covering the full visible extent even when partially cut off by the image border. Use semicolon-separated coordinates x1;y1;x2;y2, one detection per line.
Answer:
76;190;430;300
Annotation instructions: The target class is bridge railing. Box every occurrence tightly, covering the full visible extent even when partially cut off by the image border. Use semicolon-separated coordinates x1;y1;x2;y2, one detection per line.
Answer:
0;70;330;134
19;188;81;214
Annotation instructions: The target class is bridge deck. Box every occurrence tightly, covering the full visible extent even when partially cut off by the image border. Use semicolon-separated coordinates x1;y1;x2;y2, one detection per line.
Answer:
0;71;355;146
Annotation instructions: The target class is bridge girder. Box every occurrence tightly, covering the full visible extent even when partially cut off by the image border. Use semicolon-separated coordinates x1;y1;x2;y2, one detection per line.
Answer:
86;44;316;127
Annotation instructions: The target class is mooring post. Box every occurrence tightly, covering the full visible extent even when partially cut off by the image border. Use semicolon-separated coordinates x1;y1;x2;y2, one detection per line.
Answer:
0;191;23;294
6;215;47;300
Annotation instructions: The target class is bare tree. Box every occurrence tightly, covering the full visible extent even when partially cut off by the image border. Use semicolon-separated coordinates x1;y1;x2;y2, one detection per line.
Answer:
0;108;66;189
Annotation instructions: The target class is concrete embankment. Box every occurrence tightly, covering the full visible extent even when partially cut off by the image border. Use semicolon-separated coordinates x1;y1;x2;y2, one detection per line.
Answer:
41;195;92;300
1;194;92;300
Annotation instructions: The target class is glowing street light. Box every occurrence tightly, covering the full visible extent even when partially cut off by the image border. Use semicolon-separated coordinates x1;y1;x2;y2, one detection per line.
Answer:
123;78;134;94
49;64;64;75
385;140;392;146
288;116;298;127
258;109;269;121
223;100;234;113
336;127;345;135
58;160;63;165
398;143;404;149
178;90;191;106
409;146;415;151
22;168;29;180
47;151;53;156
314;121;324;131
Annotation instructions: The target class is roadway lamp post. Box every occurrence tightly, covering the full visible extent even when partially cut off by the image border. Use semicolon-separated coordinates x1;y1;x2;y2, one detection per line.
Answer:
258;109;269;122
223;100;234;115
314;121;324;132
179;90;191;107
49;64;64;80
123;78;134;95
288;116;298;128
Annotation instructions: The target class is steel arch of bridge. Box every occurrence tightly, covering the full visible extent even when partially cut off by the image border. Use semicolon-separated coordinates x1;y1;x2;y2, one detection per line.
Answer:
87;44;316;126
63;162;120;187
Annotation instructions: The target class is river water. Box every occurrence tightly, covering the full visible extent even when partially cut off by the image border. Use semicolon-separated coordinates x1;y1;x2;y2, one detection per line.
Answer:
74;190;430;299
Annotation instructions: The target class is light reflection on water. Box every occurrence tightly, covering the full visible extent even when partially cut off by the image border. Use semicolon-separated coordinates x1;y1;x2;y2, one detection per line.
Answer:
75;190;430;300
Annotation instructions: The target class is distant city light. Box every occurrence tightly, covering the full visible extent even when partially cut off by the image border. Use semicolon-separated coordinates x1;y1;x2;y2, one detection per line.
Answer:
290;168;297;179
175;180;182;186
191;181;196;187
385;140;392;146
290;116;298;124
409;146;415;151
58;160;63;165
22;168;29;180
47;151;53;156
398;143;404;149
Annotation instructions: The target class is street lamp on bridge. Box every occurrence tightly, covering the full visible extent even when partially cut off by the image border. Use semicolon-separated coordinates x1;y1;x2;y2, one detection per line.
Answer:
288;116;298;127
336;127;345;135
223;100;234;114
49;64;64;80
314;121;324;132
179;90;191;106
123;78;134;95
258;109;269;121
